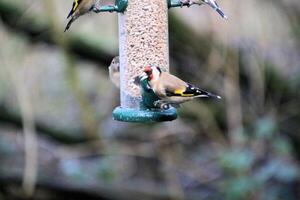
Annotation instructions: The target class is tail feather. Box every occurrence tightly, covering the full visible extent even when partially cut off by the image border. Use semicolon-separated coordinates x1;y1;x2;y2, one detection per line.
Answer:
216;8;228;19
195;90;222;99
193;87;221;99
206;92;222;99
185;83;222;99
64;18;74;32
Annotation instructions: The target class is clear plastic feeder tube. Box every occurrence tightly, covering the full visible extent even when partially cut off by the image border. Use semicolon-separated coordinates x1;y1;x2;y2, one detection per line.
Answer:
118;0;170;109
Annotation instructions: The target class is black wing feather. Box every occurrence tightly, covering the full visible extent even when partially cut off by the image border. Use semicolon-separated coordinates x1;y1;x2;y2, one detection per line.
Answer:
67;1;76;19
67;0;83;19
184;83;221;99
184;83;209;96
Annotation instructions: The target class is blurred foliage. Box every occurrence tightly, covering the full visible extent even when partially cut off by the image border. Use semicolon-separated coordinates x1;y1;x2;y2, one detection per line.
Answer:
0;0;300;200
218;117;300;200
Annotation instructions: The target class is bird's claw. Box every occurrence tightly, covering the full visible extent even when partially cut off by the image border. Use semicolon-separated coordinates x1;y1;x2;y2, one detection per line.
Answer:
92;5;101;12
179;0;193;7
153;100;160;108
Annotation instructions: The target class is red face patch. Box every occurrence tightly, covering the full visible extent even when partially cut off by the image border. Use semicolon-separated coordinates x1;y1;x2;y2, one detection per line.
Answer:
143;66;152;73
148;74;153;80
143;66;153;80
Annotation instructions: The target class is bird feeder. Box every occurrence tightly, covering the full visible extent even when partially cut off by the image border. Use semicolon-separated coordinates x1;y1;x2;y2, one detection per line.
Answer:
93;0;128;13
95;0;199;122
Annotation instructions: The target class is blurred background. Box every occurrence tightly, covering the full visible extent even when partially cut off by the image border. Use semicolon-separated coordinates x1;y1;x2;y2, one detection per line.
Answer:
0;0;300;199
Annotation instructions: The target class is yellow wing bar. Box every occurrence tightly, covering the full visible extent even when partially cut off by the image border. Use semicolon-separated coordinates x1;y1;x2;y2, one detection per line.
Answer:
174;89;194;97
73;0;79;11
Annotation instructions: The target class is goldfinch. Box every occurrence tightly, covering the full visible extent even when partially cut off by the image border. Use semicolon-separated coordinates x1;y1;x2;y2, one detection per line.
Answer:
141;66;221;108
65;0;98;32
108;56;120;88
180;0;227;19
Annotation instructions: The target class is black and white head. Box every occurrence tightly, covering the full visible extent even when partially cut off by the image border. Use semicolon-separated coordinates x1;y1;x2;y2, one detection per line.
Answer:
143;66;162;82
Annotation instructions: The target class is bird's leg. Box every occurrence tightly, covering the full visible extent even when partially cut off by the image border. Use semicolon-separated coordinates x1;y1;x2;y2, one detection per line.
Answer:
92;0;101;12
187;0;193;7
179;0;187;7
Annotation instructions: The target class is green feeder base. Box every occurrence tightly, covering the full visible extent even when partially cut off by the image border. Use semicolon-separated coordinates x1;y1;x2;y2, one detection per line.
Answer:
112;107;177;123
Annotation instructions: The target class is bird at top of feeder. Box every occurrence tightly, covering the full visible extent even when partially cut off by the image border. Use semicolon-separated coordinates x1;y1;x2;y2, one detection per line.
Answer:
108;56;120;88
180;0;228;19
140;66;221;109
64;0;101;32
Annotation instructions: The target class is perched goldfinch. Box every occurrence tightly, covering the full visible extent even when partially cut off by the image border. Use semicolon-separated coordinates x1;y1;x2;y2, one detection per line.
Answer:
141;66;221;108
108;56;120;88
180;0;227;19
65;0;98;32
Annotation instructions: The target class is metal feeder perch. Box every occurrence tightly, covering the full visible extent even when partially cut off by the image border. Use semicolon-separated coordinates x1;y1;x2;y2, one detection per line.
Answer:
168;0;192;8
93;0;128;13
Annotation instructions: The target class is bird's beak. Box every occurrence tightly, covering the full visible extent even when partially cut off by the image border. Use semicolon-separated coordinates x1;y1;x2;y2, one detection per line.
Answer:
140;72;148;80
134;72;148;86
